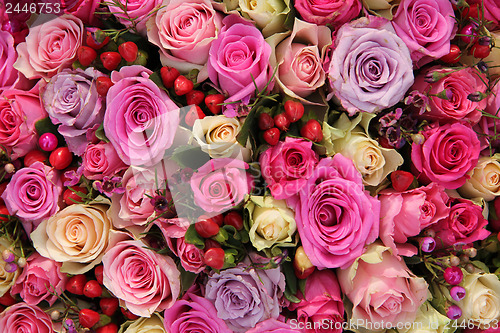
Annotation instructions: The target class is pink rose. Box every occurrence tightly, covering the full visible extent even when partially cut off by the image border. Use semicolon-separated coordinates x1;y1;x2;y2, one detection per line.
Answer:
246;318;299;333
0;29;29;93
11;253;68;306
2;162;63;234
379;183;449;257
146;0;223;81
411;123;481;189
289;270;344;333
392;0;456;67
287;154;379;269
469;0;500;29
0;86;46;159
81;142;127;180
475;77;500;150
260;137;319;200
14;15;84;80
107;0;162;34
0;302;54;333
104;66;180;166
337;242;428;328
208;15;274;107
62;0;102;26
294;0;362;27
102;239;181;317
411;66;487;124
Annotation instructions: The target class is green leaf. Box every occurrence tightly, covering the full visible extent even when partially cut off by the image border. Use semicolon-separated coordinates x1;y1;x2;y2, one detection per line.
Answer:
284;286;301;303
282;260;297;295
149;71;169;92
179;264;197;294
236;105;260;146
298;278;307;297
184;224;205;249
95;123;110;143
170;145;210;170
35;117;58;136
471;260;490;273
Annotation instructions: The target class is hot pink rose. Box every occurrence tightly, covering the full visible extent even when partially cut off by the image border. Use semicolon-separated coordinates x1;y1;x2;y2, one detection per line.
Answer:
411;123;481;189
392;0;456;67
107;0;162;34
260;137;319;200
475;77;500;150
14;14;84;80
0;86;46;159
11;253;68;306
469;0;500;29
102;239;181;317
0;302;54;333
289;269;344;333
81;142;127;180
412;66;487;124
146;0;223;81
2;162;63;234
294;0;362;28
62;0;102;26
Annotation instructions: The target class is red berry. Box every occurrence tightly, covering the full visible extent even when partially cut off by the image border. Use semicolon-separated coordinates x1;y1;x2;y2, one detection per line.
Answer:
24;150;47;167
390;170;414;192
300;119;323;142
174;75;194;96
66;274;87;295
195;218;220;238
100;52;122;71
79;309;100;328
94;265;104;285
274;113;291;132
204;248;225;270
440;44;461;64
186;90;205;106
96;77;114;96
199;214;223;227
0;292;16;306
0;205;9;223
121;307;139;320
204;94;225;115
224;211;243;230
462;3;479;20
263;127;280;146
258;113;274;131
118;41;138;62
204;239;222;250
284;100;304;123
184;105;205;127
100;298;119;317
83;280;102;298
96;323;118;333
160;66;180;89
77;46;97;67
470;43;491;58
86;29;109;50
63;186;87;206
49;147;73;170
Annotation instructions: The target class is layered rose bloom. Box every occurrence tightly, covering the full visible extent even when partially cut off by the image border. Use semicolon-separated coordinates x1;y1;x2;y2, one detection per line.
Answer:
82;142;127;180
392;0;456;67
120;313;166;333
238;0;290;37
62;0;102;26
287;154;379;269
108;0;162;34
2;162;62;234
0;29;28;93
476;75;500;150
41;68;105;155
14;14;84;80
294;0;361;28
102;239;180;317
0;302;54;333
460;155;500;202
411;123;481;189
104;66;180;166
328;16;414;115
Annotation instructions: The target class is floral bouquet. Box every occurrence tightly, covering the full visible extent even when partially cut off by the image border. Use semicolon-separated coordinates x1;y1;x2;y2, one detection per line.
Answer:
0;0;500;332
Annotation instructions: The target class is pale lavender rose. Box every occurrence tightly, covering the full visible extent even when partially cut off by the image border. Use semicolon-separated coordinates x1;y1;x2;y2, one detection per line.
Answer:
14;14;84;80
104;65;180;166
62;0;102;26
287;154;379;269
146;0;223;81
208;15;274;107
81;142;127;180
2;162;62;234
328;16;414;115
190;158;251;214
205;256;286;332
102;239;181;317
246;318;299;332
392;0;456;67
41;68;105;155
11;253;68;306
0;302;54;333
294;0;362;28
107;0;162;34
164;292;232;333
260;137;319;200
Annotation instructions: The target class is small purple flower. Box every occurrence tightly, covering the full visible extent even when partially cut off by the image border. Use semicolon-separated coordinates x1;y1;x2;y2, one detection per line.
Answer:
93;176;125;197
63;168;82;187
380;108;403;128
405;90;430;114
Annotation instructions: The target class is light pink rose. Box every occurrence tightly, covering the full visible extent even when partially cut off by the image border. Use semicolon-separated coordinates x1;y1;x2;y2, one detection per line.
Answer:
0;302;54;333
392;0;456;67
14;14;84;80
337;242;428;328
11;253;68;306
81;142;127;180
0;29;30;93
102;239;181;317
411;123;481;189
0;85;47;159
146;0;223;81
62;0;102;26
107;0;162;34
294;0;362;28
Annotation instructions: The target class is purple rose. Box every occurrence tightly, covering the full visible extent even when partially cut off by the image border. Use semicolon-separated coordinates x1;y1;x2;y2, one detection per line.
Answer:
328;16;414;115
0;302;54;333
164;292;232;333
208;15;274;106
294;0;362;27
205;257;286;332
104;65;180;166
287;154;379;269
2;162;62;234
41;68;105;156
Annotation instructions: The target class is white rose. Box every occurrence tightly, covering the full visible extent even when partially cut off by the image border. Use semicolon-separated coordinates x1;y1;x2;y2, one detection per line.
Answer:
459;155;500;201
119;313;166;333
238;0;290;37
0;237;20;297
399;302;452;333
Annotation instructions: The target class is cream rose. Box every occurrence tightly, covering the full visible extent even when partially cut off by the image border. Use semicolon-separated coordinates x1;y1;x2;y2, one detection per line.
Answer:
322;112;403;186
363;0;401;19
245;195;296;251
238;0;290;37
118;312;166;333
459;155;500;202
399;302;451;333
0;237;20;297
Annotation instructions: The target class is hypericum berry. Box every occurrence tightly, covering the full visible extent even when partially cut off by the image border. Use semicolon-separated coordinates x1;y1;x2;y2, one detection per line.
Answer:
440;44;461;64
96;323;119;333
204;247;225;270
464;247;477;258
2;250;15;263
390;170;414;192
186;90;205;106
446;305;462;320
94;265;104;285
49;147;72;170
160;66;180;89
78;309;100;329
0;205;9;223
444;266;463;285
205;94;225;115
17;257;26;268
86;28;109;50
3;163;14;174
100;298;119;317
24;150;47;167
66;274;87;295
118;41;138;62
210;214;224;227
470;43;491;58
450;255;460;266
418;237;436;253
50;310;61;321
263;127;280;146
284;100;305;123
204;239;222;250
224;211;244;230
258;113;274;131
63;186;87;206
460;22;479;44
121;307;140;320
174;75;194;96
300;119;323;142
293;246;315;279
195;218;220;238
38;132;58;152
77;46;97;67
83;280;102;298
450;285;466;302
184;105;205;127
274;113;290;132
100;52;122;71
96;77;113;96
